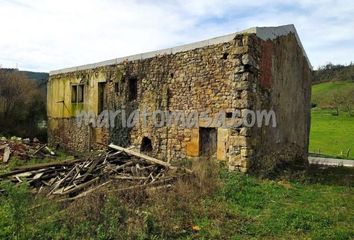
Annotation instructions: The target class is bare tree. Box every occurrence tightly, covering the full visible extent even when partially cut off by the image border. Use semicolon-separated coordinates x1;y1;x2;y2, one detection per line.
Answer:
0;71;37;117
0;70;45;137
343;89;354;116
329;91;344;116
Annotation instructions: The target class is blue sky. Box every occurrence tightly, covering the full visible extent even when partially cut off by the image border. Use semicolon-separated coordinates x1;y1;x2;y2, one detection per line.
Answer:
0;0;353;72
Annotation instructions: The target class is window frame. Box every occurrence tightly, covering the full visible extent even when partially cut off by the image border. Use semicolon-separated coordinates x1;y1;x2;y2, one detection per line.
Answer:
71;84;84;103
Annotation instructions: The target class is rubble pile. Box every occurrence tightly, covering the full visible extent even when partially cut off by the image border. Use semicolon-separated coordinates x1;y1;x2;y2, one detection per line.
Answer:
0;136;54;163
0;144;189;200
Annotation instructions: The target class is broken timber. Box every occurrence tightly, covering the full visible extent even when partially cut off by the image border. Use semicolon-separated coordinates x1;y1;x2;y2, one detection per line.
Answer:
0;144;189;199
108;143;173;169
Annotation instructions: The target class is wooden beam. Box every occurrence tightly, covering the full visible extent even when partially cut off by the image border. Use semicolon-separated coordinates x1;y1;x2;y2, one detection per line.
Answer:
112;176;148;180
56;177;100;195
0;158;86;179
108;144;173;169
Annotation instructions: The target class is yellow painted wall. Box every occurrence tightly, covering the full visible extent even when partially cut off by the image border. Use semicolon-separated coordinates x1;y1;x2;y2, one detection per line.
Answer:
48;72;107;119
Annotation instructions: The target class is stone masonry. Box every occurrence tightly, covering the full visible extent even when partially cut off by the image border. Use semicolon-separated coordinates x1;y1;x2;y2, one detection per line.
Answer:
47;24;312;173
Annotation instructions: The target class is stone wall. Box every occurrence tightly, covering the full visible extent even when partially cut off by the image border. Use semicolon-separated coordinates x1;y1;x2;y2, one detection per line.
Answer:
250;33;312;174
48;31;312;173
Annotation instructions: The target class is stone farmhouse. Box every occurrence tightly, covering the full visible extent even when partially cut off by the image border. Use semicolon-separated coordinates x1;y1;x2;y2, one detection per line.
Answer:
47;24;312;172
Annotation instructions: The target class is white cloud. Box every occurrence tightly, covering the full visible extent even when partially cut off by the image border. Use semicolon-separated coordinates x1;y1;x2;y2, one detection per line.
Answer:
0;0;353;71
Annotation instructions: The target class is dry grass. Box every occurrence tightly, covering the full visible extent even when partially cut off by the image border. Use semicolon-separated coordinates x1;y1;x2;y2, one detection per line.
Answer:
142;158;226;237
62;158;224;239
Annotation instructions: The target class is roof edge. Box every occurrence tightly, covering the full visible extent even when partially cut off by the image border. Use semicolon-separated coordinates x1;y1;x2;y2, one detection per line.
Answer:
50;24;311;76
255;24;312;69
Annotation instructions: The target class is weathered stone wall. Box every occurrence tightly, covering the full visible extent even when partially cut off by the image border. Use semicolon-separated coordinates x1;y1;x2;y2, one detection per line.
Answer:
249;33;312;174
48;31;312;173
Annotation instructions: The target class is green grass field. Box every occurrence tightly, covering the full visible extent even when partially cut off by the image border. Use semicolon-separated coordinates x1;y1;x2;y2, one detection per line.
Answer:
0;162;353;240
310;108;354;159
310;80;354;159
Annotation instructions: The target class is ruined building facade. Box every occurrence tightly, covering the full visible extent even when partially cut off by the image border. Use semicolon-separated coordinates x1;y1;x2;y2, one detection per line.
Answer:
48;24;312;172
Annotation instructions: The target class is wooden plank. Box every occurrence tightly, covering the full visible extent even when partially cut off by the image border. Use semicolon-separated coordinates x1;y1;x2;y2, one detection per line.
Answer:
58;180;112;202
70;180;111;199
32;144;47;156
33;172;44;180
0;158;86;179
112;176;148;180
114;161;134;171
60;178;175;202
13;158;85;171
59;177;100;195
3;146;10;163
46;166;77;196
108;144;173;168
81;158;101;182
13;172;33;178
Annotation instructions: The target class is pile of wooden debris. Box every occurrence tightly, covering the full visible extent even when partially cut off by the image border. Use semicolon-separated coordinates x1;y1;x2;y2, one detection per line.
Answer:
0;136;54;163
0;144;190;201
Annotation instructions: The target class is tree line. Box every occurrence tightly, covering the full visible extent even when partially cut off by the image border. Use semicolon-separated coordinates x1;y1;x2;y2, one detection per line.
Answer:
314;62;354;83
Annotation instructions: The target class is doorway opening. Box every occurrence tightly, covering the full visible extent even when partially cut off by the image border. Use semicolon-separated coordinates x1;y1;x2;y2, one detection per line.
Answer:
98;82;105;113
200;127;217;157
128;77;138;101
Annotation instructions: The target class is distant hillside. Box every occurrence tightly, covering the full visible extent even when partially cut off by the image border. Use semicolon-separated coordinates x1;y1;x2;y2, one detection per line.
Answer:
21;71;49;89
314;63;354;83
0;68;48;88
21;71;48;82
312;80;354;107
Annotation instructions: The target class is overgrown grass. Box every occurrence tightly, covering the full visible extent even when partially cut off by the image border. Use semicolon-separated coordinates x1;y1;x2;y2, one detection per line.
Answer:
0;181;66;239
0;160;353;239
310;108;354;159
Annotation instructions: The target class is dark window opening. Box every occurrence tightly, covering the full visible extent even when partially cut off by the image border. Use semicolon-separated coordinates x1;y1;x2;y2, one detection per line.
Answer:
244;64;251;71
166;88;171;109
72;84;84;103
221;52;229;60
98;82;105;113
200;127;217;157
128;77;138;101
226;112;233;118
140;137;152;152
114;82;119;94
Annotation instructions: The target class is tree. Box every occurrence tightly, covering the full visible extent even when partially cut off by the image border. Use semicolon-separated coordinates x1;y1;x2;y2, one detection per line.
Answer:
329;91;344;116
343;89;354;116
0;70;46;138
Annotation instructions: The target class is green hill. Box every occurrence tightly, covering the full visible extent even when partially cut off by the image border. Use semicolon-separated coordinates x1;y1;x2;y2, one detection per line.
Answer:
312;80;354;108
21;70;48;82
310;80;354;159
21;71;49;90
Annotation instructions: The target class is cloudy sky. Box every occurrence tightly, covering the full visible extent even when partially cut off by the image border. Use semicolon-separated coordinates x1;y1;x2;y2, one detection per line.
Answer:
0;0;353;72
